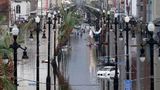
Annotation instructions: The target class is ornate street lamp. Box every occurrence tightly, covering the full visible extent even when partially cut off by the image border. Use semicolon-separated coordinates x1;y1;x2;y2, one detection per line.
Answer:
139;22;158;90
158;49;160;61
114;13;119;90
107;10;110;64
139;46;145;62
52;11;57;90
119;20;124;41
52;11;57;29
35;16;40;90
119;16;137;80
42;23;47;39
29;31;34;41
10;24;29;90
124;16;130;80
46;12;52;90
2;53;9;64
57;10;61;25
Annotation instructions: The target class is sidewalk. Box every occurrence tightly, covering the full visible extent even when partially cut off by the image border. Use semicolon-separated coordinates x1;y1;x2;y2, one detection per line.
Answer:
17;27;49;90
17;16;53;90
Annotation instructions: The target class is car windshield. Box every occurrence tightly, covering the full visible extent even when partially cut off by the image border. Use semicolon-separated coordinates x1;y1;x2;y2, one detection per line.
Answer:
97;56;115;63
99;66;115;71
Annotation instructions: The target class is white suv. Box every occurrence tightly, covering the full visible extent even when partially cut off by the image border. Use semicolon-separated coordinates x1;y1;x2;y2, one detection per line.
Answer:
97;66;120;80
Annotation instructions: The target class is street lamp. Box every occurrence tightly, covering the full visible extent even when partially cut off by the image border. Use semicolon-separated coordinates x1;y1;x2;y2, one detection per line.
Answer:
119;16;137;81
53;11;57;29
119;31;123;41
46;12;52;90
105;10;113;90
107;11;110;64
114;13;119;90
119;20;124;41
130;17;137;40
35;16;40;90
139;46;145;62
102;10;106;25
42;23;47;39
158;49;160;61
10;24;29;90
2;53;9;64
139;22;158;90
57;10;61;25
29;31;34;41
52;11;57;90
124;16;130;80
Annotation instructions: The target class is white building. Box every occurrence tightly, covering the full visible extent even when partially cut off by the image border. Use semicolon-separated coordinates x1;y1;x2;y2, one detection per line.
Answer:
37;0;57;16
11;0;30;22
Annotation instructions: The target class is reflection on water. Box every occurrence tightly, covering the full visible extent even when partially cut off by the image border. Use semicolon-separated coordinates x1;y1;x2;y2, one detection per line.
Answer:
88;47;97;83
66;33;100;90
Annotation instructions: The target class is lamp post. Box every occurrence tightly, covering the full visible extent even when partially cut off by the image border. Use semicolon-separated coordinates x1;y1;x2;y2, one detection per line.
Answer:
101;9;106;56
46;12;52;90
53;11;57;90
57;11;61;25
106;10;111;90
29;31;34;41
107;11;110;64
42;23;47;39
119;23;123;41
124;16;130;80
114;13;119;90
35;16;40;90
119;20;124;41
10;25;29;90
140;22;156;90
2;53;9;65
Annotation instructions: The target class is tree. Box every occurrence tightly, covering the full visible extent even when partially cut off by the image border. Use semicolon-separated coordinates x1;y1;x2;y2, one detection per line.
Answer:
0;31;15;90
56;8;81;55
53;7;81;90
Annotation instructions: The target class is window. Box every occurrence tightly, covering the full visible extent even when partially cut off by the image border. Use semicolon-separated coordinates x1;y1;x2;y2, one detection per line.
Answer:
16;5;21;14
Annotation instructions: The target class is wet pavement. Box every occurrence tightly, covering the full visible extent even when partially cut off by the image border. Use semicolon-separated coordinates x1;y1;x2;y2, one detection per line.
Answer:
66;31;100;90
16;22;120;90
17;28;49;90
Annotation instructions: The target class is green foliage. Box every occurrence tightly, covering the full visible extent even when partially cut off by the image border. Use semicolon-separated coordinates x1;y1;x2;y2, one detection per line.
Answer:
1;76;15;90
0;15;7;24
58;8;82;45
0;32;13;57
0;30;15;90
20;19;36;31
0;65;15;90
16;19;35;43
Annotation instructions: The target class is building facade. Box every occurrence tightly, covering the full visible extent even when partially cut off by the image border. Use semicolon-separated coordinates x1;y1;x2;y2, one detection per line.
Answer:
11;0;31;22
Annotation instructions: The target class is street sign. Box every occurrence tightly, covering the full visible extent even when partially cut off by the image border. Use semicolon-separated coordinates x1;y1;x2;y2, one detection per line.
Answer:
124;80;132;90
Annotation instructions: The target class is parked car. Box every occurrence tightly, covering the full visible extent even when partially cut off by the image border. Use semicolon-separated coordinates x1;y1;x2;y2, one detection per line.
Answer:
97;56;115;66
96;66;120;80
109;67;120;79
97;66;112;79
